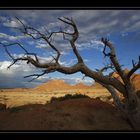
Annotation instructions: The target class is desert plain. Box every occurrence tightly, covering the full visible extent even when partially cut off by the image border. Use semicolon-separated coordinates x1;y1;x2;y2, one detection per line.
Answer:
0;71;139;130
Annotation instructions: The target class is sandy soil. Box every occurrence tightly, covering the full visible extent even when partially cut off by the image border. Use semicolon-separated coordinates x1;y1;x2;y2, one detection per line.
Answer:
0;88;110;108
0;98;132;130
0;75;139;130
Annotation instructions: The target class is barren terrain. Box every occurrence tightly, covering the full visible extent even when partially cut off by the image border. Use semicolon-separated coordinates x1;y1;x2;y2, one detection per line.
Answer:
0;80;110;108
0;98;132;130
0;73;139;130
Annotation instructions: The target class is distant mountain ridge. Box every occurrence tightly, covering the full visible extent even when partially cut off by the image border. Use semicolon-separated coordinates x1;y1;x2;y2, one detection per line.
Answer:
35;79;72;90
72;83;91;89
35;79;94;91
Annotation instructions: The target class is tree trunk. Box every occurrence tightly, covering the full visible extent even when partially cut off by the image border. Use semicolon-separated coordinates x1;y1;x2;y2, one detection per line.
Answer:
126;106;140;130
124;92;140;130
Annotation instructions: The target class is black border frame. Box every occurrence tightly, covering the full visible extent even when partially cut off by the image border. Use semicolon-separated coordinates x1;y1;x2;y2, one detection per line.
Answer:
0;3;140;138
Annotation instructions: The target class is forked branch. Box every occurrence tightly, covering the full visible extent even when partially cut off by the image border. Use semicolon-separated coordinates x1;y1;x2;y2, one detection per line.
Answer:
95;63;114;74
101;38;126;82
127;56;140;78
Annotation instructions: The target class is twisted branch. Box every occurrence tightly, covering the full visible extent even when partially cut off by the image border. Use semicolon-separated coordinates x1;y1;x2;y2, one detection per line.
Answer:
95;63;114;74
101;38;127;82
127;56;140;78
1;17;128;96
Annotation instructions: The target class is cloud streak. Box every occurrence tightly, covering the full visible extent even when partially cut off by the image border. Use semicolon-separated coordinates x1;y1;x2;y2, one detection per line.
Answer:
0;60;93;88
1;10;140;41
0;60;39;88
0;32;25;41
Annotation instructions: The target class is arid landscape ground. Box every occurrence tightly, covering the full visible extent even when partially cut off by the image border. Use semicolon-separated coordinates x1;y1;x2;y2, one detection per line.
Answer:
0;71;140;130
0;80;111;108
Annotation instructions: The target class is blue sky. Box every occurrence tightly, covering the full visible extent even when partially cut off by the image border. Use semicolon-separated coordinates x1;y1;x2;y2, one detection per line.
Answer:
0;10;140;88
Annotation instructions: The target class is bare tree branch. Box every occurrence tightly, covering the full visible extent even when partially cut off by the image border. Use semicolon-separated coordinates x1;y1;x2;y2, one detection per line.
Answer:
24;70;47;82
16;18;61;63
101;38;127;84
1;17;127;96
81;64;126;95
95;79;125;112
103;84;125;112
95;63;114;74
127;56;140;78
58;17;83;63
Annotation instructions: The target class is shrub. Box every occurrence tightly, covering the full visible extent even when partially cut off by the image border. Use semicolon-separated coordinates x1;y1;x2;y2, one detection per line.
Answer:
9;107;22;113
0;103;6;111
49;93;90;103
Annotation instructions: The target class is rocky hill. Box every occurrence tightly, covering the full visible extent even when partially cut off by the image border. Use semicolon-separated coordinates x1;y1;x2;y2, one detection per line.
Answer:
35;79;72;91
72;83;91;89
34;79;106;91
90;82;104;89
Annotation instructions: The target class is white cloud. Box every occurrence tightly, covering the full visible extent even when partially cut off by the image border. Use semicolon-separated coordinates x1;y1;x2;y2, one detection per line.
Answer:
60;51;68;55
3;10;137;51
0;16;7;22
3;20;20;28
28;41;35;45
0;60;35;74
1;10;140;36
76;40;104;51
125;21;140;32
0;16;26;28
0;60;45;88
63;58;77;66
0;61;12;72
51;76;93;85
12;53;56;64
36;42;48;49
0;40;8;43
12;53;68;67
121;32;129;37
0;32;25;41
37;56;55;63
59;58;90;67
0;59;93;88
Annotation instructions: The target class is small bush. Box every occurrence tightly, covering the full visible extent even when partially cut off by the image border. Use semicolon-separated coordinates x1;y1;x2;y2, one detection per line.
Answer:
9;107;22;113
49;93;89;103
95;97;100;100
0;103;6;111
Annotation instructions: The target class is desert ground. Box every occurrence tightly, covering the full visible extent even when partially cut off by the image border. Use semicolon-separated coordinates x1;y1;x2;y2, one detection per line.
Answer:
0;80;112;108
0;72;139;130
0;87;110;108
0;98;132;130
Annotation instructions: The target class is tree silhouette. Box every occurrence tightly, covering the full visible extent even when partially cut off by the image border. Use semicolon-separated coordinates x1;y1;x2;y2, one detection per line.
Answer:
1;17;140;129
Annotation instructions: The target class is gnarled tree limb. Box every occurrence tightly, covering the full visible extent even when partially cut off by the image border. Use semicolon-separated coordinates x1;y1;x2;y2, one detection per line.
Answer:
96;80;125;112
101;38;125;80
0;17;128;96
127;56;140;79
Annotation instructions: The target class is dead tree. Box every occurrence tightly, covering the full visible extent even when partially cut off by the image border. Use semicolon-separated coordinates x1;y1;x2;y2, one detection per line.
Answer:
0;17;140;129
